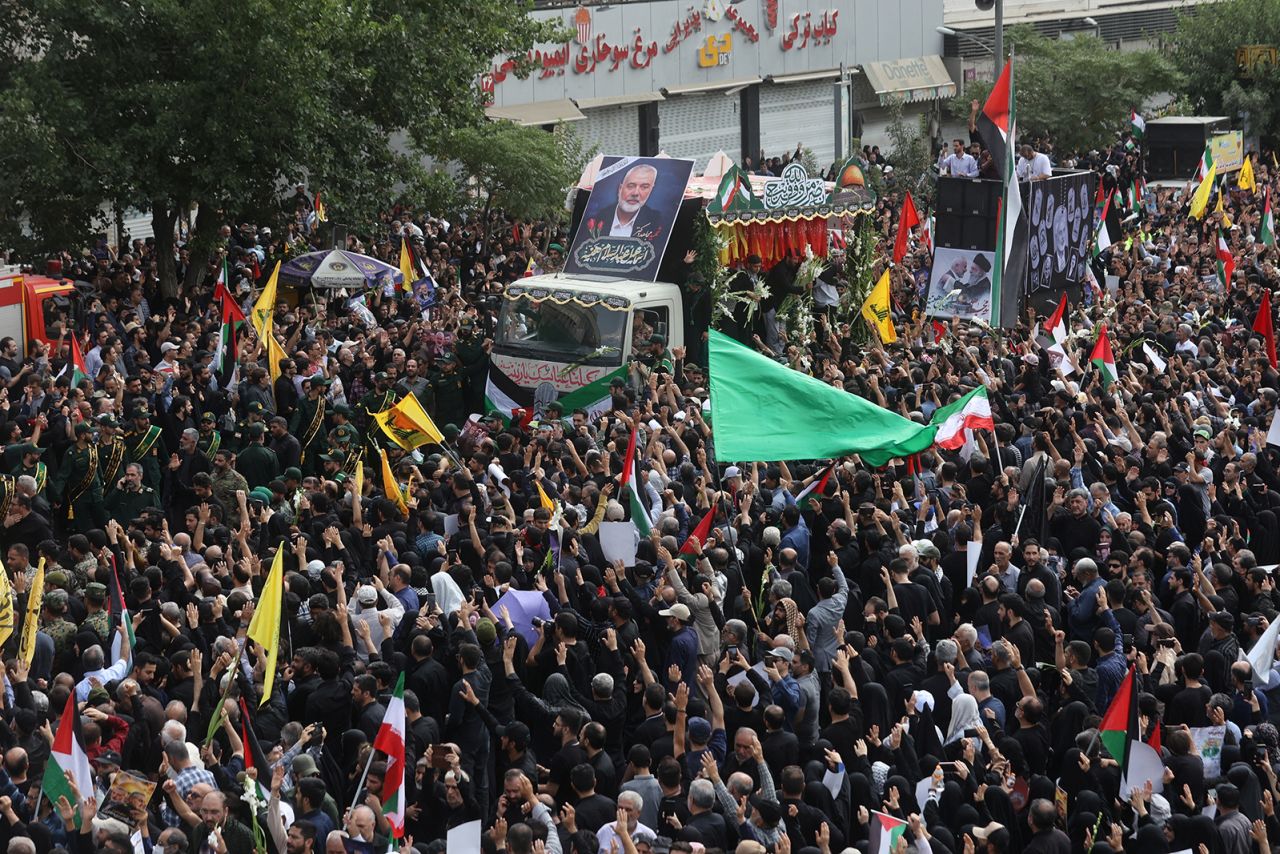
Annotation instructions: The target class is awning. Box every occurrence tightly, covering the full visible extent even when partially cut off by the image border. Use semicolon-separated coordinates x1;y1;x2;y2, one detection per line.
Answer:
485;99;585;126
765;68;844;85
860;55;955;105
574;92;665;110
662;77;761;96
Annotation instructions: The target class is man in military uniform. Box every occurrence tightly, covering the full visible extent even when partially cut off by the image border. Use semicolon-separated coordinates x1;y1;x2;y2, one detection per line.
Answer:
232;401;269;453
51;422;105;533
359;372;396;434
82;581;111;646
430;353;467;428
638;334;675;376
96;415;128;498
123;406;166;492
196;412;223;460
210;448;249;529
319;450;347;482
289;375;330;474
42;588;78;667
105;462;160;521
10;444;47;501
455;317;491;417
235;423;279;490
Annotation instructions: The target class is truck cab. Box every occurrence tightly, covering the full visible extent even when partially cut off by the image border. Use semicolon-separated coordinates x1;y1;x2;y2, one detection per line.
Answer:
485;274;685;419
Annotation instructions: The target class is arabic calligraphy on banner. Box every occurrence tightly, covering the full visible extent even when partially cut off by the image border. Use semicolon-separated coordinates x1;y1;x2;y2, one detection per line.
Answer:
781;10;839;51
761;163;828;209
492;355;608;392
488;3;764;87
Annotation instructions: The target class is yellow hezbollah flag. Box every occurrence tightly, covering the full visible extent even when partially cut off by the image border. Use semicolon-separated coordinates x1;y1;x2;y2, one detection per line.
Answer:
1239;156;1256;192
17;559;43;666
380;448;409;517
398;240;417;294
536;481;558;513
247;544;284;706
374;393;444;451
1214;185;1233;227
860;268;897;344
353;451;364;498
264;325;289;392
1189;162;1217;219
252;261;281;338
0;560;14;648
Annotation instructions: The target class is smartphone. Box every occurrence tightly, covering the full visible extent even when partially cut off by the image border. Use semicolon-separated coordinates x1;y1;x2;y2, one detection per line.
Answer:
424;592;437;613
428;744;454;768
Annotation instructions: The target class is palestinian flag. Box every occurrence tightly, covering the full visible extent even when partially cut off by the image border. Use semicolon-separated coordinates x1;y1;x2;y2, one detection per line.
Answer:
214;274;246;389
1255;289;1277;370
374;673;408;836
1042;292;1073;376
680;506;715;554
1099;666;1165;797
619;426;651;537
314;192;327;223
106;554;135;664
793;462;835;505
1090;324;1118;388
870;810;908;854
893;191;921;264
1093;193;1113;258
1217;229;1236;291
930;386;994;450
710;165;761;214
982;59;1028;328
45;692;94;827
1262;188;1276;247
239;697;272;803
57;332;90;387
1130;110;1145;139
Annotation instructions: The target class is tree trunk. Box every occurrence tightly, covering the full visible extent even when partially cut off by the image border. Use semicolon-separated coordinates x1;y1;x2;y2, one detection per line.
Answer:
152;203;180;300
182;203;220;295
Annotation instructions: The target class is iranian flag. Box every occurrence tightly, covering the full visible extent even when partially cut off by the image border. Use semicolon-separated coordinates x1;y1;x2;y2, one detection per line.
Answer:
56;332;90;387
1100;666;1164;797
1263;188;1276;247
1217;230;1235;291
45;692;94;827
619;427;651;537
930;386;995;450
1196;144;1215;183
374;673;407;837
1130;110;1145;139
1091;324;1118;388
1093;193;1113;258
870;810;908;854
979;58;1028;327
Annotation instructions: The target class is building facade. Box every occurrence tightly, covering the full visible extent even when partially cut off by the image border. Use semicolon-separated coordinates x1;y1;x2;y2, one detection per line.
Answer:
487;0;954;172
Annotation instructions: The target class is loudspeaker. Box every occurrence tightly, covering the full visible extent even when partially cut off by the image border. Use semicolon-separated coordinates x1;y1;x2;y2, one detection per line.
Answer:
936;179;965;214
934;177;1001;252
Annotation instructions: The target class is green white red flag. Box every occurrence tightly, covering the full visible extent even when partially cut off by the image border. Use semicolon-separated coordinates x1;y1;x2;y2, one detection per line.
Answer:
373;672;407;837
1090;324;1117;388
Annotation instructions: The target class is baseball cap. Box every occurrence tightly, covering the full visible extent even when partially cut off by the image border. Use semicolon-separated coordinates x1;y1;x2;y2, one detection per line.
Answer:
913;539;941;560
972;822;1007;841
1211;611;1235;629
765;647;794;663
93;750;123;767
356;585;378;605
658;603;692;621
723;465;742;481
688;717;712;743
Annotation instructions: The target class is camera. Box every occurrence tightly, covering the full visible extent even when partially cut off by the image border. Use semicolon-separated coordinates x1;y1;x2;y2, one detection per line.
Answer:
531;617;546;629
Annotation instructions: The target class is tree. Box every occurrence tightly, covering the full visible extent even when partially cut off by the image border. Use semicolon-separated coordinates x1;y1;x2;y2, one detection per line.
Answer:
0;0;560;295
1172;0;1280;143
947;26;1178;156
449;122;591;247
884;104;939;209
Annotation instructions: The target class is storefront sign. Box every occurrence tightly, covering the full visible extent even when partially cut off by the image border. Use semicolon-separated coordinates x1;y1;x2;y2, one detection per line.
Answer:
781;10;838;51
698;34;732;67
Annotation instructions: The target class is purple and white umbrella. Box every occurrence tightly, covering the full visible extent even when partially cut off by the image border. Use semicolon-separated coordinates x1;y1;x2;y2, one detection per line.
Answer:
277;249;403;290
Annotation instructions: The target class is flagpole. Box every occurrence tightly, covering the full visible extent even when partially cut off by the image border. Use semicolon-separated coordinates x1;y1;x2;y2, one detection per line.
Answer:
349;747;378;815
991;430;1003;478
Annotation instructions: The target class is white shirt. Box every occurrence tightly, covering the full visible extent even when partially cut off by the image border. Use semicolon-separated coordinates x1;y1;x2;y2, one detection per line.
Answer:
942;153;978;177
75;657;131;701
609;210;636;237
1017;152;1053;180
597;821;655;854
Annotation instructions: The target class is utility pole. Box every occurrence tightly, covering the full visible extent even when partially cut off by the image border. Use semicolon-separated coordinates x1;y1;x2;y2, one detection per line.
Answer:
993;0;1003;76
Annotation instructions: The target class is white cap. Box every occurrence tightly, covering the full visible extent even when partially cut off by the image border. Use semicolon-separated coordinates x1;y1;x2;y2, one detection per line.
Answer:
723;465;742;480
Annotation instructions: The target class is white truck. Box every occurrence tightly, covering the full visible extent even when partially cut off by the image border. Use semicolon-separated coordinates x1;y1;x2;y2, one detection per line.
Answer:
484;274;685;419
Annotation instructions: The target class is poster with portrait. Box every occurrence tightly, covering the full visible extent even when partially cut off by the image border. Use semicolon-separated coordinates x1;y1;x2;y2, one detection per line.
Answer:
925;247;995;322
1025;171;1095;294
565;156;695;282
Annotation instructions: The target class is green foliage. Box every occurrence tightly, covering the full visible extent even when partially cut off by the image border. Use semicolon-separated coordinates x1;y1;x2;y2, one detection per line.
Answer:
448;122;590;228
689;212;724;289
839;212;879;341
0;0;559;292
884;104;938;209
1172;0;1280;141
946;26;1178;155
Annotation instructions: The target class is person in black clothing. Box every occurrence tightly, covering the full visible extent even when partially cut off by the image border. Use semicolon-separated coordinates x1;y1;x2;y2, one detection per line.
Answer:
566;763;616;834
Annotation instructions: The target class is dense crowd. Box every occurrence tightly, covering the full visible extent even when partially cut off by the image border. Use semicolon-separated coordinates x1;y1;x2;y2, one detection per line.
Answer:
0;128;1278;854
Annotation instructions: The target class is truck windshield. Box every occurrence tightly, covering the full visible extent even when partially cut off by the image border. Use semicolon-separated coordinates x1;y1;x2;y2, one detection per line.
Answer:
496;292;628;364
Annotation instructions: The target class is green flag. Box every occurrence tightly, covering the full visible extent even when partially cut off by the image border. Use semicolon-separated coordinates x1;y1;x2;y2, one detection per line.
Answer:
707;331;937;466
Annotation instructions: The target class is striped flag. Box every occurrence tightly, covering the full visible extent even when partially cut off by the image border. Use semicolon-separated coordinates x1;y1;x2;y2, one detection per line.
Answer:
680;507;715;554
1090;324;1118;388
1255;289;1277;370
1262;188;1275;247
981;58;1028;327
1100;666;1164;796
56;332;90;387
1217;229;1235;291
1130;110;1145;139
1093;193;1113;258
619;427;651;537
870;810;908;854
106;554;135;664
214;273;246;389
238;697;272;803
46;692;94;827
930;386;994;450
374;673;408;837
793;462;835;506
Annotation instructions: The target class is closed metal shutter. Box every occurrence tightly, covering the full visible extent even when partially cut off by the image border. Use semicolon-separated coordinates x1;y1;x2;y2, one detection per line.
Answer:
576;106;640;157
759;81;837;174
657;93;741;171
